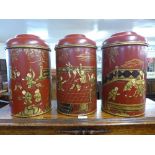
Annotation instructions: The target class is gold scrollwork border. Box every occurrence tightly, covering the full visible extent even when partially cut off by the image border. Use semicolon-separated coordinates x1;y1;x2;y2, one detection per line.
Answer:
55;44;97;49
102;41;148;49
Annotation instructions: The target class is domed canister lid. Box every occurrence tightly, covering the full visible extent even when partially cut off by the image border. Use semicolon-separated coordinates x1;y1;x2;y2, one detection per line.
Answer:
55;34;97;49
6;34;51;51
102;31;148;49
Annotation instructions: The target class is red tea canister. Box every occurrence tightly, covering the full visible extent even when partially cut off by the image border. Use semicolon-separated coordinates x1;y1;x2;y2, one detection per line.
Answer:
55;34;97;116
6;34;51;117
102;31;148;117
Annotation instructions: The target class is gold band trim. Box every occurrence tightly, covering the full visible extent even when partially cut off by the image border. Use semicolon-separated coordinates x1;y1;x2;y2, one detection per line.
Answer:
107;101;145;111
55;44;97;49
6;45;51;51
57;66;96;69
103;109;144;117
108;101;145;107
57;67;96;72
57;109;96;117
102;41;148;49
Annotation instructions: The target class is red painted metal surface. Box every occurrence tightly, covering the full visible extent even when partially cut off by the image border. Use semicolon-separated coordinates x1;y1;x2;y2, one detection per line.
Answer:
6;34;51;117
55;34;97;116
102;31;148;117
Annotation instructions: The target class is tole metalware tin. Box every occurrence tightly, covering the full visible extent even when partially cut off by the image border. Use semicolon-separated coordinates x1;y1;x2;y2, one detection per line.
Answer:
55;34;97;116
102;31;148;117
6;34;51;117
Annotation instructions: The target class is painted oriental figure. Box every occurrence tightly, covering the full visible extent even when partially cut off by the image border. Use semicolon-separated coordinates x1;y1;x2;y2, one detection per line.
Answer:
102;31;148;117
55;34;97;116
6;34;51;117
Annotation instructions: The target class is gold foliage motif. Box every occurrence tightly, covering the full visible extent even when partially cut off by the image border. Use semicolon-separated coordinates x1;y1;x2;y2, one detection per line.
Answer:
123;71;145;97
77;64;87;84
106;70;145;99
11;68;20;79
16;105;44;117
22;67;48;89
79;103;89;112
24;68;36;88
39;66;50;80
9;48;50;117
70;83;81;91
58;63;96;92
57;76;67;91
108;87;120;101
22;88;42;104
104;59;146;99
65;62;73;78
57;63;96;104
22;90;32;104
19;88;44;117
34;89;42;102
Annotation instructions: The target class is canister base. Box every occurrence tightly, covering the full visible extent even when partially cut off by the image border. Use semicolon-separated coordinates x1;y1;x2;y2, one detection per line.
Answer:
12;107;51;118
57;109;96;117
103;109;144;118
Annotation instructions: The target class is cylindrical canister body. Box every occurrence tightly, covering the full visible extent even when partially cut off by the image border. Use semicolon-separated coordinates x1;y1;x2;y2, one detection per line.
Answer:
55;34;97;116
6;34;51;117
102;32;148;117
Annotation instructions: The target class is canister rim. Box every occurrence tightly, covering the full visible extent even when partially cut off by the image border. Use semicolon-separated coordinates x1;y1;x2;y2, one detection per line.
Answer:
6;45;51;51
55;44;97;49
101;41;148;49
